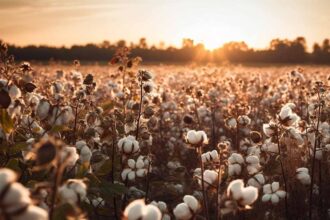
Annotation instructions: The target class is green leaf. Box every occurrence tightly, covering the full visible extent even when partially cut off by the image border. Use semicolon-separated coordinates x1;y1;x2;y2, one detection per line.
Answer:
0;109;14;133
6;158;21;173
99;181;127;199
95;159;112;177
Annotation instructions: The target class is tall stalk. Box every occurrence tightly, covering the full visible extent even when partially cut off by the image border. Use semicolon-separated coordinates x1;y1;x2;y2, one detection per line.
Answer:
198;145;210;220
276;126;289;219
135;80;143;139
308;91;322;220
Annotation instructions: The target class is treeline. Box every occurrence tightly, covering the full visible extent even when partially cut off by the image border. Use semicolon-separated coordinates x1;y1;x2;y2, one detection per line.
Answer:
4;37;330;64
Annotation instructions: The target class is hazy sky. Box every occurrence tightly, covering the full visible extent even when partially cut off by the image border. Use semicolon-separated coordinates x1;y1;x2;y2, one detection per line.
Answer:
0;0;329;50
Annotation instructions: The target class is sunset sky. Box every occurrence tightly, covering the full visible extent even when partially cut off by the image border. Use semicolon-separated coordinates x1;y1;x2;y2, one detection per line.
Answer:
0;0;329;50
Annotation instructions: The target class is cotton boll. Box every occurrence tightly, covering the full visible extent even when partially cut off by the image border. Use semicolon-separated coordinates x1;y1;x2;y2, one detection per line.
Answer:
262;194;271;202
3;183;31;213
118;135;140;154
36;99;50;120
128;171;136;181
296;167;311;185
227;179;258;206
263;123;276;137
186;130;208;145
227;179;244;200
247;173;265;189
75;140;87;150
136;169;146;177
228;164;242;176
80;145;92;163
229;153;244;164
262;182;286;204
9;85;21;100
271;194;280;204
124;199;161;220
0;168;17;192
58;179;87;204
142;205;162;220
240;186;258;206
183;195;199;212
227;118;237;129
121;168;132;180
203;170;218;187
173;203;192;220
128;159;136;169
60;146;79;167
124;199;144;220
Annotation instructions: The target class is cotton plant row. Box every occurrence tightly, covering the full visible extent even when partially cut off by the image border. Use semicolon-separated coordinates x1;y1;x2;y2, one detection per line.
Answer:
0;42;330;219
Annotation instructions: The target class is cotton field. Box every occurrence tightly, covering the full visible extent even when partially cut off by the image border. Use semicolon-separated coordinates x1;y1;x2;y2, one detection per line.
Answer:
1;45;330;220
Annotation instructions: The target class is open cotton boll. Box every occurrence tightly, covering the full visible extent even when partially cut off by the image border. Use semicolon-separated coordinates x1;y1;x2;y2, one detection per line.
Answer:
142;205;162;220
9;85;21;100
227;179;258;206
3;183;32;213
124;199;144;220
201;150;219;163
80;145;92;163
203;170;218;187
173;203;192;220
226;118;237;129
247;173;265;189
228;153;244;176
36;99;50;120
228;164;242;176
246;155;261;175
124;199;161;220
11;205;48;220
240;186;258;206
183;195;199;212
263;123;276;137
75;140;87;150
118;135;140;154
227;179;244;200
262;182;286;204
0;168;17;192
58;179;87;204
60;146;79;167
228;153;244;164
296;167;311;185
186;130;208;145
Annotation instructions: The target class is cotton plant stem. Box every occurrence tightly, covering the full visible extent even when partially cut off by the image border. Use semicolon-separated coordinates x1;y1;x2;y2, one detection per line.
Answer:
198;146;210;220
216;160;221;220
308;96;322;220
135;81;143;139
111;122;119;220
276;127;289;220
